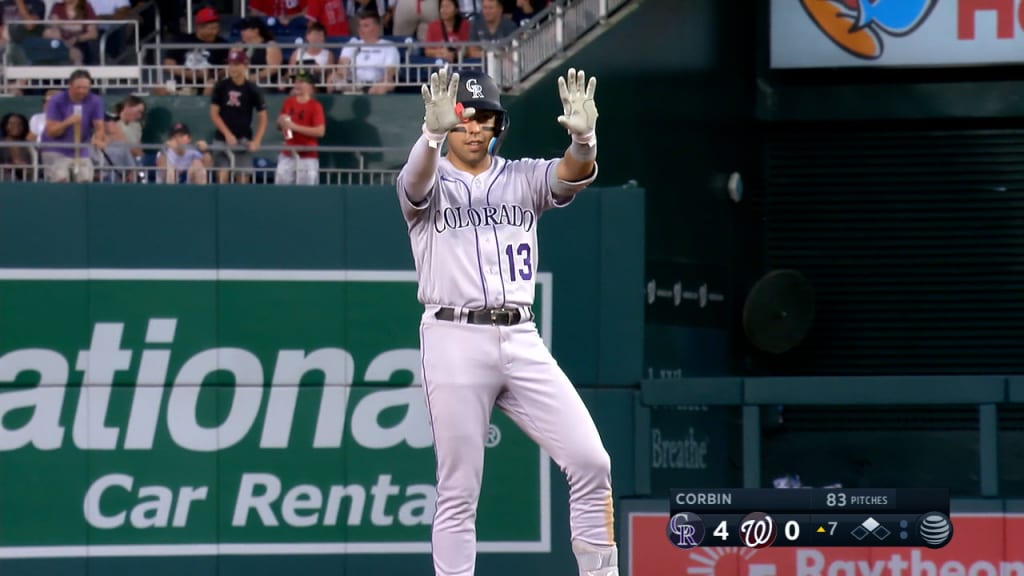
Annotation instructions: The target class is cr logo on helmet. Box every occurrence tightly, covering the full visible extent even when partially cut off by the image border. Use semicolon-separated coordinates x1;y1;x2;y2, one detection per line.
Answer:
465;78;485;99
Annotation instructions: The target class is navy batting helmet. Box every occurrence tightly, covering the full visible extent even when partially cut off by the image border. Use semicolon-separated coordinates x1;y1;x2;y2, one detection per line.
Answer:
454;70;510;154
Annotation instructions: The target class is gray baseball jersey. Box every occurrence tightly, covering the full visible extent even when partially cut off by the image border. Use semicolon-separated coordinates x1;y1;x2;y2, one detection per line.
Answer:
397;155;595;310
396;149;616;576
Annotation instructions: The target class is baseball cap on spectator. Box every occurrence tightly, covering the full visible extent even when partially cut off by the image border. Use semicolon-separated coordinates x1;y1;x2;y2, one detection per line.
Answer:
227;49;249;65
293;70;315;85
195;7;219;25
170;122;191;136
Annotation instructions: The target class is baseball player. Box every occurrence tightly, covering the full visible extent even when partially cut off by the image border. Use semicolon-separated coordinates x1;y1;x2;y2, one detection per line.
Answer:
395;67;617;576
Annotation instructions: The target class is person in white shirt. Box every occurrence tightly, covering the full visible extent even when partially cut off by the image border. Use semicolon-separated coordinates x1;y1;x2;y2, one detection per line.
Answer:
330;10;399;94
156;122;212;184
83;0;137;62
28;90;60;143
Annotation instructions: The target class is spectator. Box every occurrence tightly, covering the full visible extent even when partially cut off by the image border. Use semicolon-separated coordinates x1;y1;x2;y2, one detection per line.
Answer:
466;0;514;58
304;0;347;36
330;10;398;94
391;0;436;40
44;0;100;65
28;90;60;142
275;72;324;185
248;0;306;25
239;16;284;87
98;94;145;181
2;0;46;41
161;6;230;95
0;113;32;181
156;122;212;184
0;12;30;94
288;22;336;88
89;0;143;63
350;0;390;33
210;48;268;184
39;69;106;183
423;0;468;63
509;0;544;26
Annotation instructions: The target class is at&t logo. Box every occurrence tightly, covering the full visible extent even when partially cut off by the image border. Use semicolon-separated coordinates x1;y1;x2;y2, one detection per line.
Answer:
800;0;937;60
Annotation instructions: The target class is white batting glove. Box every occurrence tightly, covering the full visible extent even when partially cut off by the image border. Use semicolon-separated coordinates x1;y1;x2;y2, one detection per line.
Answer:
422;68;475;146
556;68;598;144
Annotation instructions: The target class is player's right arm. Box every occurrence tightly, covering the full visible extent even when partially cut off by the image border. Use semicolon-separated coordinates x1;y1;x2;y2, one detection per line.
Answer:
553;68;599;192
398;68;473;211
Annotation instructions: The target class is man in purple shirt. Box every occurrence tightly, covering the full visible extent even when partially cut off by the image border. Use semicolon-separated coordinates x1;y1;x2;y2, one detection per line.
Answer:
40;69;107;182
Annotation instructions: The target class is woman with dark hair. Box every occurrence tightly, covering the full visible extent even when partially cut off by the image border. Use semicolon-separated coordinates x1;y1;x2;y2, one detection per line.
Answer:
0;113;32;181
100;95;146;181
423;0;469;62
239;16;285;87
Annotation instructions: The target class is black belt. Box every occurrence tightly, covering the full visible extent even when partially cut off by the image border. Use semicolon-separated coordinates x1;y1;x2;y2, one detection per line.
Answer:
435;306;531;326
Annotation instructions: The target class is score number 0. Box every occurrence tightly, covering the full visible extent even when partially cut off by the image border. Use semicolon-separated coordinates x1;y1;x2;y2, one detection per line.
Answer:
712;518;803;542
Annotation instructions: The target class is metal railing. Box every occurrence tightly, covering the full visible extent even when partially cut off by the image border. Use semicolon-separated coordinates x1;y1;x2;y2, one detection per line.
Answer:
485;0;632;88
0;140;404;186
3;17;141;64
144;40;488;94
1;0;632;94
1;6;162;94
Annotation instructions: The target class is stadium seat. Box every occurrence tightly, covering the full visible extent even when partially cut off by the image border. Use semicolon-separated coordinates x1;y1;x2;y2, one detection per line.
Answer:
253;156;276;184
139;152;159;184
19;37;70;65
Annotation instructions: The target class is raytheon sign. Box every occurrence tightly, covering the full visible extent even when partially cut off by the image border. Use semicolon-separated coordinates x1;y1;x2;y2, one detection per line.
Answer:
772;0;1024;68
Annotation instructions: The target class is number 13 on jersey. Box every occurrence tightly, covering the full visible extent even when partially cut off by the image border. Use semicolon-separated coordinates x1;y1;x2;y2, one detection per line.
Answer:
504;243;533;282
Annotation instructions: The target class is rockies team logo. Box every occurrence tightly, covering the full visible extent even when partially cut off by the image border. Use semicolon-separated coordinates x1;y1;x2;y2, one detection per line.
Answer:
465;78;485;99
665;512;706;550
739;512;778;549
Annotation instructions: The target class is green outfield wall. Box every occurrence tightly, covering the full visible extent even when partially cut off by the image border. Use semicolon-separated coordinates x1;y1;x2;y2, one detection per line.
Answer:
0;182;643;576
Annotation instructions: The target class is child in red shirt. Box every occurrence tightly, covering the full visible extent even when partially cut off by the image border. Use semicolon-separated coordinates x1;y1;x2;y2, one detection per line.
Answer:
275;72;326;186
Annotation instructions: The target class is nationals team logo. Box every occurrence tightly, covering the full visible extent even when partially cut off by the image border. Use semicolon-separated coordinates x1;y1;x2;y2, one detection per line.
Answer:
800;0;937;60
738;512;778;549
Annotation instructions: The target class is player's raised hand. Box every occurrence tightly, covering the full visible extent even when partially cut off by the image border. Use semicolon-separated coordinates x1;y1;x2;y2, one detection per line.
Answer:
556;68;598;138
422;68;474;135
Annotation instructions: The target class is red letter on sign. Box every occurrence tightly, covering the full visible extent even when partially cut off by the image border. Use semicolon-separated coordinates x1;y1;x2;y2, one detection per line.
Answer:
958;0;1015;39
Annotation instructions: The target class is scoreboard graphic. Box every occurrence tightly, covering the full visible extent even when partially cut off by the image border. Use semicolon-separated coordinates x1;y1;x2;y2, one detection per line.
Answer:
665;489;951;549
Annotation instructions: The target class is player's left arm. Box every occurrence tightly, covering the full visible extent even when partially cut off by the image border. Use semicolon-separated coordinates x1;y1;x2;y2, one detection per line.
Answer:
552;67;598;197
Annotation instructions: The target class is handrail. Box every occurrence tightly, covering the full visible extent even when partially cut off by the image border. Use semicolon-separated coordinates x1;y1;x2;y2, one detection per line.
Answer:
0;140;404;154
2;18;142;93
636;375;1023;497
0;140;406;185
5;0;634;93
